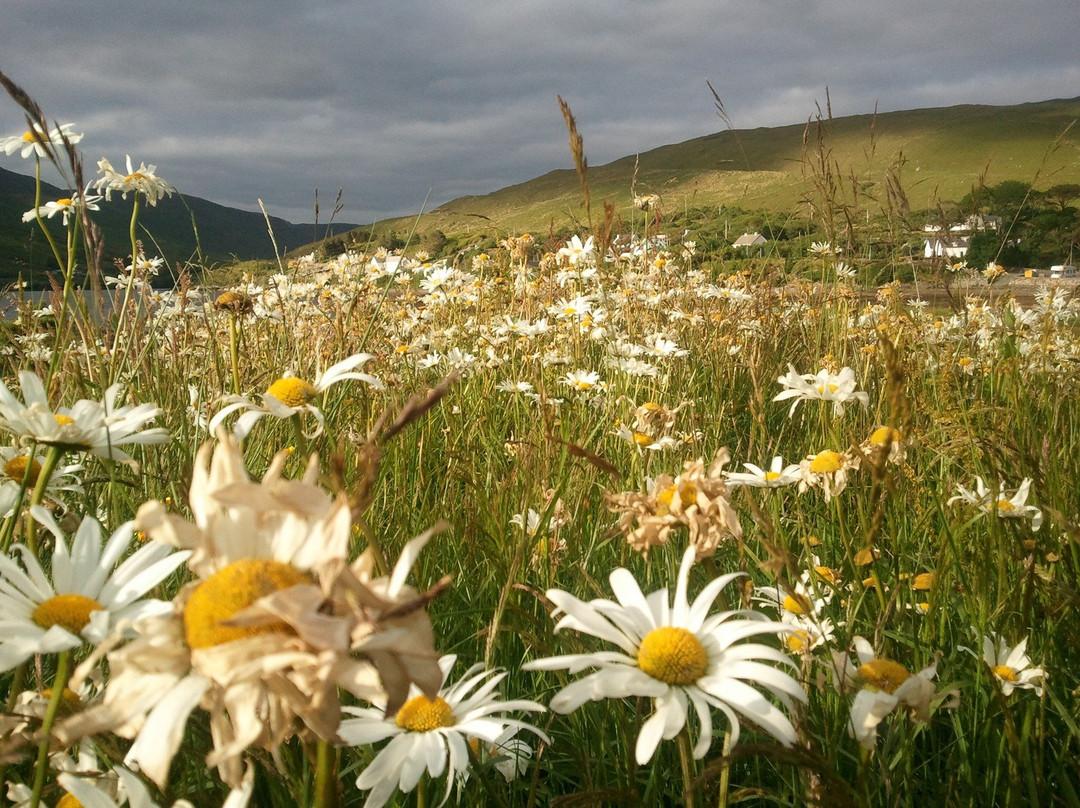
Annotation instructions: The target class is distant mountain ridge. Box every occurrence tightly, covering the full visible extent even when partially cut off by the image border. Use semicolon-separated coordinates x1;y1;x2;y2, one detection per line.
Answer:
360;96;1080;241
0;166;357;286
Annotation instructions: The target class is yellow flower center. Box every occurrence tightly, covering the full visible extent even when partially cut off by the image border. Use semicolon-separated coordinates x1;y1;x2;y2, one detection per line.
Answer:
55;198;73;207
57;794;84;808
912;572;936;591
809;451;843;474
785;630;809;653
3;456;42;486
782;593;812;615
637;626;708;685
632;432;654;447
858;659;910;694
816;383;840;394
395;695;456;732
869;426;901;445
764;471;781;481
124;172;146;181
267;377;317;408
658;481;697;515
642;402;662;412
996;499;1016;513
214;290;253;313
958;357;973;367
992;665;1019;683
32;594;102;634
21;130;45;143
815;565;839;583
183;559;309;650
54;414;76;426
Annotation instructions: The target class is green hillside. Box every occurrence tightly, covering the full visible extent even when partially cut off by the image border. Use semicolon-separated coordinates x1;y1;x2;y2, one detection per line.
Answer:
0;167;357;287
357;97;1080;244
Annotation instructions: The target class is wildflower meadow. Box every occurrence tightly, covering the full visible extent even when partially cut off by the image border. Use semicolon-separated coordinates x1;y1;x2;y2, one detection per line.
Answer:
0;72;1077;807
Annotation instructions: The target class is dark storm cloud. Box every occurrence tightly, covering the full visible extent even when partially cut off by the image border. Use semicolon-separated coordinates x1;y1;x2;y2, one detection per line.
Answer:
3;0;1078;223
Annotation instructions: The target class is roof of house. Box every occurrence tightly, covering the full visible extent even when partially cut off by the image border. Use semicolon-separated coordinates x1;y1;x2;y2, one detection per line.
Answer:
732;232;766;247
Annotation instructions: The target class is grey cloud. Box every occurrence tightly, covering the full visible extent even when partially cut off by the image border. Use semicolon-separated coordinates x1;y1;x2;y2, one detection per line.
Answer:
2;0;1078;225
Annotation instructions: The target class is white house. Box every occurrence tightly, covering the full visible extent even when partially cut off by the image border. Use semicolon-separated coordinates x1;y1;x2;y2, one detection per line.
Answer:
924;237;969;259
732;232;766;249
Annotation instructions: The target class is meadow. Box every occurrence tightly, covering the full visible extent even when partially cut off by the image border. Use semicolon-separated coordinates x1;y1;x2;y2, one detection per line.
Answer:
0;75;1077;808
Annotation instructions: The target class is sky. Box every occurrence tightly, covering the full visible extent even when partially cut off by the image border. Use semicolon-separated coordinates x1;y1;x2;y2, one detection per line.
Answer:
3;0;1079;225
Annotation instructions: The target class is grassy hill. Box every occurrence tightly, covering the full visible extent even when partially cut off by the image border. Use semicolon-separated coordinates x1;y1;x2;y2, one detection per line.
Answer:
0;166;357;287
354;97;1080;246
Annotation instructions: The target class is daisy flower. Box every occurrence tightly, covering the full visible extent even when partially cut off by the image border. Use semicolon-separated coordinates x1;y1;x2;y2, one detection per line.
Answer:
0;445;84;518
525;544;805;764
612;423;678;451
55;763;242;808
947;476;1043;530
773;365;869;418
961;634;1045;697
497;380;534;395
21;191;102;226
0;507;189;671
0;371;170;466
725;456;801;488
339;654;547;808
753;576;837;654
561;369;601;392
830;637;943;750
209;353;384;440
0;122;83;159
556;235;596;266
94;155;174;206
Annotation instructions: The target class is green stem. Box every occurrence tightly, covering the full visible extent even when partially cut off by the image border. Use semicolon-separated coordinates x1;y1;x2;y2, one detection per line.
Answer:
676;727;697;808
28;650;72;808
290;413;310;458
228;314;242;396
312;739;337;808
24;446;63;555
108;193;142;383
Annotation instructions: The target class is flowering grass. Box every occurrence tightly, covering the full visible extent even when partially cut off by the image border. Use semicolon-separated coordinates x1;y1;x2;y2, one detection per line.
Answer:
0;75;1078;807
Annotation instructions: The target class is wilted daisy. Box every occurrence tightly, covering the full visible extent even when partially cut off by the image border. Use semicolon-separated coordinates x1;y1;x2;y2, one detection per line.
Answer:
725;456;802;488
0;371;170;466
94;155;174;205
339;654;547;808
525;544;805;764
606;450;742;559
0;122;83;159
830;637;943;750
774;365;869;418
0;507;189;671
860;426;906;465
209;354;384;440
58;435;443;790
947;476;1043;531
0;444;83;517
961;634;1045;697
799;450;857;501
